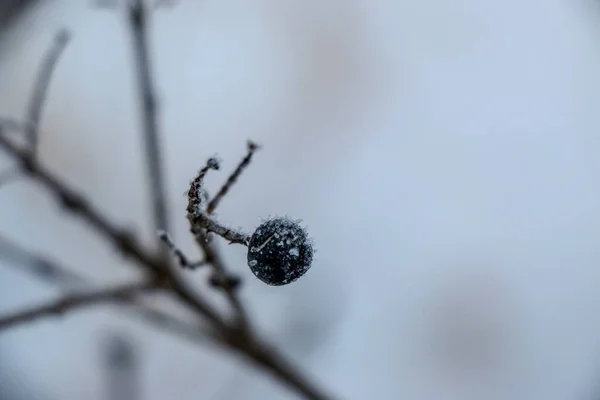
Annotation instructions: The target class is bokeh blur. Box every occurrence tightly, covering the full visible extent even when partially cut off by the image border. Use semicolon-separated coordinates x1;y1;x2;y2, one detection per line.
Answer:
2;0;600;399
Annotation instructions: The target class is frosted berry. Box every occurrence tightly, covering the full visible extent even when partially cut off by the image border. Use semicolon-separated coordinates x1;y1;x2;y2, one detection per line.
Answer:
247;217;313;286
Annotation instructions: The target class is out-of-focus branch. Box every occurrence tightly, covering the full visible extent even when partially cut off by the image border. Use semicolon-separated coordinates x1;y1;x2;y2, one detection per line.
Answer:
186;157;251;330
25;29;70;154
0;232;85;287
0;131;337;400
0;131;227;330
0;280;156;330
127;0;170;239
0;232;214;345
0;11;338;398
125;0;251;339
158;230;207;269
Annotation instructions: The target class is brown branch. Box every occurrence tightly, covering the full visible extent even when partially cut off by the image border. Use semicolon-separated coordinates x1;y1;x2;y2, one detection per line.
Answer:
0;132;227;330
0;131;337;400
0;232;215;345
158;230;207;269
186;159;251;330
207;140;259;214
127;0;170;238
124;0;251;344
0;280;156;331
25;29;70;154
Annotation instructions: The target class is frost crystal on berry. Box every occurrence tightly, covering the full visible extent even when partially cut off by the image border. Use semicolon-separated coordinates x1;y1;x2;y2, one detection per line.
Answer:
247;217;313;286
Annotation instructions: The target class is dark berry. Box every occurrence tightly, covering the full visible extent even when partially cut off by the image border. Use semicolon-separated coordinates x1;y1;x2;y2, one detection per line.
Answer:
247;217;313;286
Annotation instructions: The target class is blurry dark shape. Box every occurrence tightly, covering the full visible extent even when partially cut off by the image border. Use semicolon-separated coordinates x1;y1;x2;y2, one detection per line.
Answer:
126;0;170;238
158;230;207;270
24;29;70;155
0;232;85;287
103;333;140;400
0;0;37;33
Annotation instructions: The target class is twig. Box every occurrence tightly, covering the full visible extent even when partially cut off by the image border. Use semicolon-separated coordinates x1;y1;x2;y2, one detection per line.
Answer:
158;230;206;269
187;159;250;246
0;233;216;346
0;18;338;397
195;215;250;246
0;131;336;400
0;280;156;331
127;0;170;238
0;132;227;330
207;141;259;214
124;0;251;343
0;232;85;287
25;29;70;154
186;159;251;329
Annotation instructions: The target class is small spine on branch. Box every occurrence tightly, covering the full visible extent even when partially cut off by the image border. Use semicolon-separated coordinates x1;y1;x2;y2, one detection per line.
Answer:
186;157;219;216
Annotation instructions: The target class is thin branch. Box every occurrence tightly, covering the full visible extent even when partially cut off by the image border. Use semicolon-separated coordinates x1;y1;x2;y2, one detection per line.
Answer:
25;29;70;154
207;140;259;214
0;232;215;346
198;234;249;329
0;232;85;287
186;159;251;329
0;131;336;400
158;230;206;269
0;280;156;331
194;215;250;246
127;0;170;239
187;158;250;246
0;131;227;330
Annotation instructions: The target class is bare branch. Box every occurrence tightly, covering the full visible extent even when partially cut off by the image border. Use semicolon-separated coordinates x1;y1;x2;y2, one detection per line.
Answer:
193;214;250;246
185;159;251;329
25;29;70;154
127;0;170;239
207;140;259;214
158;230;206;269
0;20;338;396
0;131;227;330
187;158;250;246
0;233;215;346
0;280;156;331
0;232;85;287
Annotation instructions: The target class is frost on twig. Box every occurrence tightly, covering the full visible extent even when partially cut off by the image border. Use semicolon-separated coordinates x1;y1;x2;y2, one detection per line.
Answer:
186;156;250;246
0;29;70;188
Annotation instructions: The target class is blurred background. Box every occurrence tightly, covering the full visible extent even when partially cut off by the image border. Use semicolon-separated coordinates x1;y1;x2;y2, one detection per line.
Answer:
2;0;600;399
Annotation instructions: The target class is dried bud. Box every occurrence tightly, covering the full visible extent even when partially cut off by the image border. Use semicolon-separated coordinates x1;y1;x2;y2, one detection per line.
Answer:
247;217;313;286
